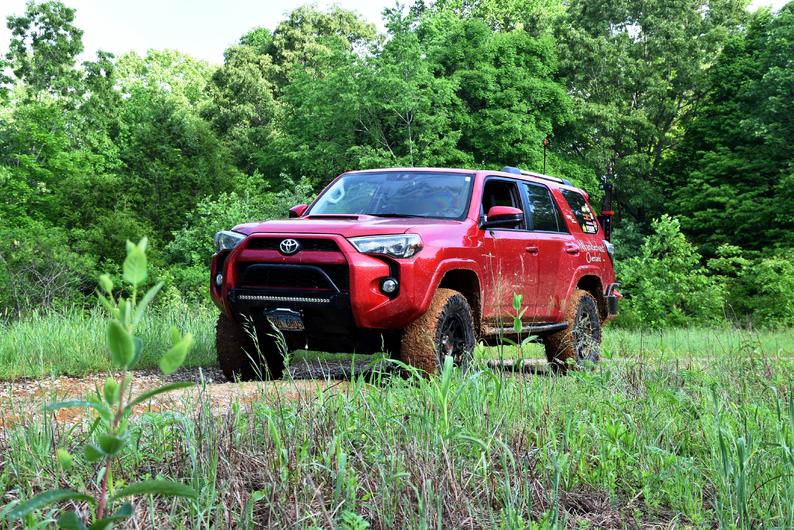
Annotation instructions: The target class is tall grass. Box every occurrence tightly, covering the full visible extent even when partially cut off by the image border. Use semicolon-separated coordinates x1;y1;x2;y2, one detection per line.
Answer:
2;305;793;379
1;342;792;527
0;305;217;379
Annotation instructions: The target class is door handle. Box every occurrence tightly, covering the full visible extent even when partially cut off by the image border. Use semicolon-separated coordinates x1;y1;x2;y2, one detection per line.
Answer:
564;243;580;255
525;245;539;255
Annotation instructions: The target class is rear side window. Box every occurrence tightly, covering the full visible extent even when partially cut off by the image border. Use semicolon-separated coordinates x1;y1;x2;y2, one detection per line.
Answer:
523;183;566;232
561;189;599;234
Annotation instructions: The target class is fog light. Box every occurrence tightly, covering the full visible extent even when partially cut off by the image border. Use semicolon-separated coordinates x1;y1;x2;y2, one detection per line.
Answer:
215;273;223;287
381;278;398;294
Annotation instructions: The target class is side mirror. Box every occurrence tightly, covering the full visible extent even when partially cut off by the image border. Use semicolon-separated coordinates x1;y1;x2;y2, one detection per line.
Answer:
481;205;524;229
289;204;308;218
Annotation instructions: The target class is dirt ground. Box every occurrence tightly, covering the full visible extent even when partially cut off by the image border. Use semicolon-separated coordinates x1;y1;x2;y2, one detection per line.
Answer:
0;358;549;429
0;360;375;429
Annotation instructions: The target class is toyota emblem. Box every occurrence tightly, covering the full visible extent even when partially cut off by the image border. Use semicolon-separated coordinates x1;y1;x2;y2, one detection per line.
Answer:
279;238;300;255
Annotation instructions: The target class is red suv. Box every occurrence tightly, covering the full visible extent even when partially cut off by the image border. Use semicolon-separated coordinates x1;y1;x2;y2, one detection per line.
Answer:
210;167;619;379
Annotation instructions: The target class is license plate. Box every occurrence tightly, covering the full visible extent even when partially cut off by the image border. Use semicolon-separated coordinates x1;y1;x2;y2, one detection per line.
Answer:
265;310;304;331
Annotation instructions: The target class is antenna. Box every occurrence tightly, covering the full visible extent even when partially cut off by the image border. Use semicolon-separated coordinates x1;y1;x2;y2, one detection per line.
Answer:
543;138;549;173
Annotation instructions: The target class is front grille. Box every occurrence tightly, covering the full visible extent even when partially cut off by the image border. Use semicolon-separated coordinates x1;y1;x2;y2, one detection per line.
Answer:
236;264;349;291
246;237;340;252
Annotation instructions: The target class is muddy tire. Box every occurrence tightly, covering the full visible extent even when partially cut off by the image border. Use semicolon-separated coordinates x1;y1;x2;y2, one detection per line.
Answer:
400;288;476;375
543;289;601;373
216;314;285;381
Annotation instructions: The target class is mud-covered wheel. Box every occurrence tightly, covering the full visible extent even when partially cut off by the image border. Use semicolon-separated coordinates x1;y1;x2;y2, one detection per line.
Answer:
216;314;285;381
543;289;602;372
400;288;476;375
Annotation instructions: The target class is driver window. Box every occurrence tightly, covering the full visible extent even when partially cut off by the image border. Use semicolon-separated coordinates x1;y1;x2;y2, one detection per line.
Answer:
482;179;524;229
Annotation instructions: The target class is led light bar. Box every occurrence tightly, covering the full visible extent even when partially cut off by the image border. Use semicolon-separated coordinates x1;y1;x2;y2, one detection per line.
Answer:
236;294;331;304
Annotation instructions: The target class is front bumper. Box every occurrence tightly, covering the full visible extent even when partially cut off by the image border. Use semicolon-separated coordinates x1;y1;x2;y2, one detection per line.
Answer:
211;233;436;331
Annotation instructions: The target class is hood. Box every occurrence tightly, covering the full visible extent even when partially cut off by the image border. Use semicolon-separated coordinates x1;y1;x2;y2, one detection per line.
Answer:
233;214;465;238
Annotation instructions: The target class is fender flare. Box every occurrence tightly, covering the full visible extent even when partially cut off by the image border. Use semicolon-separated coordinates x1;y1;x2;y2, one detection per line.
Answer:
419;259;483;316
563;265;607;315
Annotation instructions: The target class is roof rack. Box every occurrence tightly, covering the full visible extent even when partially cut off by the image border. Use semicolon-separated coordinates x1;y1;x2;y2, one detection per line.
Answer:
500;166;573;186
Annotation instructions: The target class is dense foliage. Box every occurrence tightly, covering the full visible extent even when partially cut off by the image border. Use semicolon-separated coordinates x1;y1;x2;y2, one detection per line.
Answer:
0;0;792;327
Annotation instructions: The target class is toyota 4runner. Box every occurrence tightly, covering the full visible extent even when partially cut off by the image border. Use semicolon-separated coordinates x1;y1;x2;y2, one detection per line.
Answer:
210;167;620;379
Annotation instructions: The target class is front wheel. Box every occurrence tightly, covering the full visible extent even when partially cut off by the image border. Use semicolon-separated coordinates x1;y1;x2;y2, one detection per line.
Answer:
216;314;286;381
400;288;476;375
543;289;602;372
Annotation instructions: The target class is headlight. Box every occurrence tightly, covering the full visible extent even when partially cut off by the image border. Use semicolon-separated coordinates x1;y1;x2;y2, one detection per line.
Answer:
214;230;246;252
348;234;422;258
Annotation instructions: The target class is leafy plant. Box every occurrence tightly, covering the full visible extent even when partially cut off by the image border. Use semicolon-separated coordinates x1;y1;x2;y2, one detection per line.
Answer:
3;237;197;527
617;215;726;328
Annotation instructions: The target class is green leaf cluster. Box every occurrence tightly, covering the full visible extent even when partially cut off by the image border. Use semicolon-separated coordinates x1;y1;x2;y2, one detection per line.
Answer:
2;239;196;527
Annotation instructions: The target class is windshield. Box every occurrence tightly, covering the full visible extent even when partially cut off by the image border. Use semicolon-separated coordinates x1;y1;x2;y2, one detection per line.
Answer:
308;171;474;219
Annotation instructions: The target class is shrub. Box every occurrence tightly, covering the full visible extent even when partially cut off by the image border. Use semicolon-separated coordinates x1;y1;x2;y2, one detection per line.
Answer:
162;174;313;296
706;245;794;328
737;250;794;327
617;215;726;328
0;221;95;317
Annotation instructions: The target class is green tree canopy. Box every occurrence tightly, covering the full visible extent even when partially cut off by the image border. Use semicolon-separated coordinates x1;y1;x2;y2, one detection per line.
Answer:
665;5;794;255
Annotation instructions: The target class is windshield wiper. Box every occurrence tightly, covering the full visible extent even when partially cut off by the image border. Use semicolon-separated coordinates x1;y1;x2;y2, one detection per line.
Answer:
367;213;429;218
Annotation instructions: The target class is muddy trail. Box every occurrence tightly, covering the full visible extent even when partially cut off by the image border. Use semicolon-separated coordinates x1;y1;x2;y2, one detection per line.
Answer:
0;358;550;429
0;359;393;429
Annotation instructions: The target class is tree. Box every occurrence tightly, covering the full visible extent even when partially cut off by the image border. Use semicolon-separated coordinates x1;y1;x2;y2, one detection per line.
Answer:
267;6;378;87
666;5;794;254
203;41;279;174
424;15;571;174
419;0;564;33
554;0;747;226
4;0;84;96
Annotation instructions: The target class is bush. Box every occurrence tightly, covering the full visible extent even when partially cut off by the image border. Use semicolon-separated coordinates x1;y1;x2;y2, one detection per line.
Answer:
617;215;726;328
706;245;794;328
0;221;95;317
742;251;794;326
162;174;314;295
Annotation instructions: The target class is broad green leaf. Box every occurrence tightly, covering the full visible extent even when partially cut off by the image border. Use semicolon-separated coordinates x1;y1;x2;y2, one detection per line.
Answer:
512;293;523;312
98;274;113;295
98;433;126;456
45;400;112;422
131;336;143;367
107;321;134;368
83;444;105;463
118;298;131;328
123;240;147;287
160;332;194;375
113;503;133;518
513;317;522;334
112;479;197;500
132;282;163;326
58;511;88;530
7;489;94;519
124;382;193;414
103;378;120;405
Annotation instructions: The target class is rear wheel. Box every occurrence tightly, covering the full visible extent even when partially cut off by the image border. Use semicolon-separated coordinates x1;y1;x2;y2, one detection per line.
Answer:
216;313;286;381
400;288;476;375
543;289;601;372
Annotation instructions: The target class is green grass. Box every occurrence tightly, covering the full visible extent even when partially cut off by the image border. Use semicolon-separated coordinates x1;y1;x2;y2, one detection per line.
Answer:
1;339;792;527
2;306;793;380
0;304;218;379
